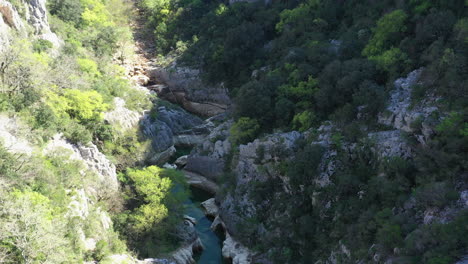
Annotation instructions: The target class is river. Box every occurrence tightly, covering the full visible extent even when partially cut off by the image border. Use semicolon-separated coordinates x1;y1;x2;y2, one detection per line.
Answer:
184;186;224;264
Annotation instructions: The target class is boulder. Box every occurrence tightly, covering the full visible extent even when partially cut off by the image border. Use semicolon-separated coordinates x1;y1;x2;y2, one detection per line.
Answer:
147;146;176;165
210;216;226;233
105;97;143;131
185;155;225;181
222;233;252;264
149;64;230;117
183;170;220;194
201;198;219;218
175;155;188;168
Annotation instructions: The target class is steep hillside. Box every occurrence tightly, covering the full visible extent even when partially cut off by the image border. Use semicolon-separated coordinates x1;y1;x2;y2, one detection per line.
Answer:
0;0;203;263
139;0;468;263
0;0;467;264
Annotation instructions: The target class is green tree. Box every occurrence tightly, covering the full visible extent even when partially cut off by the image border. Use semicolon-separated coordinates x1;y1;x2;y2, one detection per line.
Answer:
62;89;108;122
0;190;73;263
126;166;172;233
363;9;408;57
230;117;261;145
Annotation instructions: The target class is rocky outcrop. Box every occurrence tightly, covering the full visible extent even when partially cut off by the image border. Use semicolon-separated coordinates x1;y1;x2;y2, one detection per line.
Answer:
222;233;252;264
105;97;144;131
185;120;232;181
0;0;23;52
24;0;61;47
455;256;468;264
378;68;440;144
149;63;230;117
141;105;209;164
201;198;219;218
0;114;33;154
198;197;253;264
169;215;204;264
183;170;220;194
0;0;23;30
44;134;119;193
368;130;412;159
171;238;203;264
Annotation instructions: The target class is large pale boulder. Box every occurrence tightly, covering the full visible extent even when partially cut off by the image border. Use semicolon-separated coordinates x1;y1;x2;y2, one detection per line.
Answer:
183;170;220;194
222;233;252;264
105;97;143;131
201;198;219;218
149;64;230;117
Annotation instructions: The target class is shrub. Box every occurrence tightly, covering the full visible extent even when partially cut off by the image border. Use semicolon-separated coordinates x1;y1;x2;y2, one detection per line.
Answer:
32;39;53;53
230;117;260;145
126;166;172;233
292;110;317;131
48;0;84;25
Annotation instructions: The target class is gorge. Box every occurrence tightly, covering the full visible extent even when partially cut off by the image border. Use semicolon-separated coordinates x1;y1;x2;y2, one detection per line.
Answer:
0;0;467;264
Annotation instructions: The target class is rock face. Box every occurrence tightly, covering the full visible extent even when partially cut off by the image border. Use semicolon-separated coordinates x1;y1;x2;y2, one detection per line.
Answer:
219;130;303;235
141;104;212;165
368;130;412;159
0;0;23;30
44;134;119;193
169;215;204;264
0;115;33;154
105;97;144;131
0;0;61;49
185;120;232;181
0;0;24;47
222;233;253;264
149;63;230;117
378;68;440;144
180;68;464;263
24;0;61;47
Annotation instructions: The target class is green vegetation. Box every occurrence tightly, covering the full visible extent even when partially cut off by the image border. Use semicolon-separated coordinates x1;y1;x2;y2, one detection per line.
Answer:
141;0;468;263
116;166;189;257
141;0;467;132
0;0;165;262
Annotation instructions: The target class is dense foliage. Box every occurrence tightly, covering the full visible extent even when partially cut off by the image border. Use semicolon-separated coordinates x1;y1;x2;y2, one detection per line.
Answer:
141;0;468;263
115;166;189;257
0;0;184;262
141;0;467;132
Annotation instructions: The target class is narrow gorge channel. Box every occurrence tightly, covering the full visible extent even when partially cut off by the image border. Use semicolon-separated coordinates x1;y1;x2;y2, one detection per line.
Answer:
185;187;223;264
139;65;226;264
130;6;234;263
